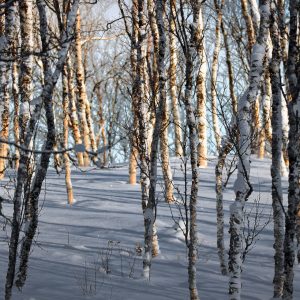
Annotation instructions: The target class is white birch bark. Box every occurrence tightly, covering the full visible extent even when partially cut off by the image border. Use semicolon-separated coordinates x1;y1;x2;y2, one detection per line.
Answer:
195;6;207;168
62;62;74;205
5;1;80;298
270;4;284;297
0;0;16;178
211;0;223;152
75;9;91;166
147;0;173;203
240;0;256;51
181;1;204;298
169;0;183;158
128;0;139;184
67;55;84;166
228;2;270;299
143;0;167;279
283;1;300;298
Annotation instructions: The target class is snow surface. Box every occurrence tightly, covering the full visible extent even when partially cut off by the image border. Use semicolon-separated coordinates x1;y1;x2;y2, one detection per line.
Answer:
0;156;299;299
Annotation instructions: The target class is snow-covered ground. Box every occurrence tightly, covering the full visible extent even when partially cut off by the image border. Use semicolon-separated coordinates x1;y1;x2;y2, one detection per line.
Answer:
0;157;299;299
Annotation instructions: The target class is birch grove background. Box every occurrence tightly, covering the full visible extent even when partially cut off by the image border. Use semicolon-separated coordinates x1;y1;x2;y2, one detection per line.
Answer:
0;0;300;299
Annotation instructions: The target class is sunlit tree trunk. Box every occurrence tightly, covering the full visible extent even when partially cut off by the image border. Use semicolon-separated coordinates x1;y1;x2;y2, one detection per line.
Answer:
252;95;262;157
128;0;139;184
215;17;238;271
248;0;260;32
6;0;20;170
221;19;237;117
67;55;84;166
143;0;169;276
18;0;33;145
147;0;173;203
180;1;204;298
75;10;91;166
228;2;270;299
136;0;151;279
270;5;284;297
195;6;207;167
211;0;224;152
283;1;300;298
62;62;74;205
240;0;255;52
260;70;272;160
5;2;80;298
169;0;183;157
0;0;15;179
12;61;19;169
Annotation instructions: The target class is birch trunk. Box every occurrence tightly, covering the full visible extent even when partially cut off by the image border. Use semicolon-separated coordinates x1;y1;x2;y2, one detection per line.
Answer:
18;0;35;205
147;0;173;203
67;55;84;166
211;0;223;152
169;0;183;157
62;63;74;205
260;70;272;160
128;0;139;184
6;0;19;170
12;60;19;169
75;10;91;166
215;21;238;268
240;0;256;52
181;1;204;298
6;1;34;294
143;0;167;277
18;0;33;145
195;6;207;168
283;1;300;297
221;19;237;117
270;5;284;297
252;95;262;157
228;2;270;299
5;1;80;297
248;0;260;32
0;0;15;178
160;104;174;203
215;137;232;276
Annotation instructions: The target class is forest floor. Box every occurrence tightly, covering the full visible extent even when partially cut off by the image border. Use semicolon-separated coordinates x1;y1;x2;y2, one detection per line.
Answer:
0;156;299;300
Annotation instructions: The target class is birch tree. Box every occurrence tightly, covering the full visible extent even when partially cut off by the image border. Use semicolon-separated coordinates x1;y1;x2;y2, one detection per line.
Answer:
228;2;270;299
283;1;300;298
169;0;183;158
75;9;92;166
270;2;284;296
210;0;223;152
143;0;167;278
174;0;204;298
0;0;14;179
5;1;80;298
195;4;207;168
